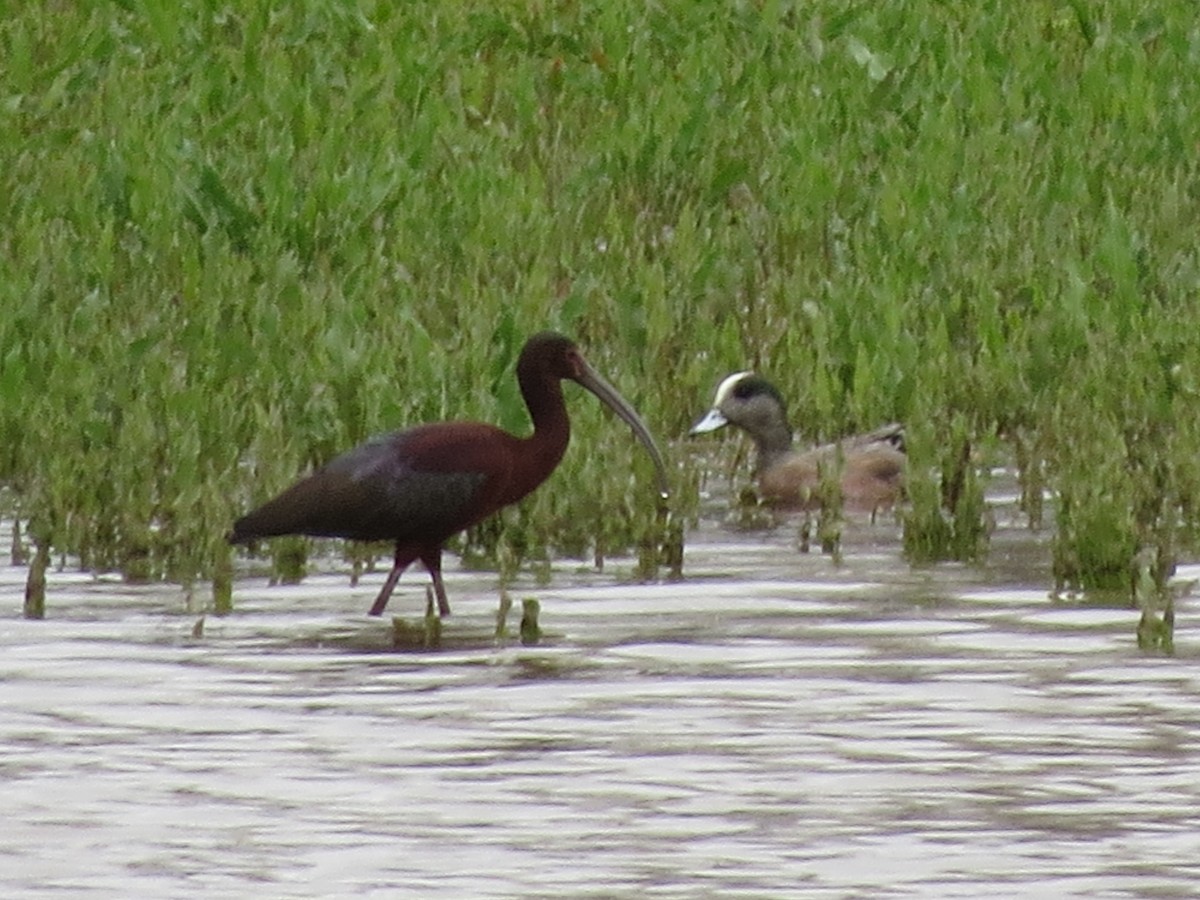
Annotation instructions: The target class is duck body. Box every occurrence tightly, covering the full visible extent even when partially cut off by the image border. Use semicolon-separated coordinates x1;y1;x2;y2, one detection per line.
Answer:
691;372;905;513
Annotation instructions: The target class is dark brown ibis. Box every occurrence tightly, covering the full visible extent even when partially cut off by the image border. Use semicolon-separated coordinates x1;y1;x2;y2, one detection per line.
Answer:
691;371;905;512
228;332;668;617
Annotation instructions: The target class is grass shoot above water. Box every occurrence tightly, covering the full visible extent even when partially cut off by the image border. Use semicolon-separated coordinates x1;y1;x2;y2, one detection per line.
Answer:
1;2;1198;617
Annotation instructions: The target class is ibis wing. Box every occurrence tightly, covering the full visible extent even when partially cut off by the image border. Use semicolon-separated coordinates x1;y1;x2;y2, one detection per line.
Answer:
230;427;499;544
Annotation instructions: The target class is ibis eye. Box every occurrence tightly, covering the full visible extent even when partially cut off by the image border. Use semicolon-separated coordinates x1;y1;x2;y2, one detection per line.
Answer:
565;350;585;378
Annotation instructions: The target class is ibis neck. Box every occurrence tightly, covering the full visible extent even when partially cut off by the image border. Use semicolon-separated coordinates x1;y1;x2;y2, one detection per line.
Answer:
518;369;571;468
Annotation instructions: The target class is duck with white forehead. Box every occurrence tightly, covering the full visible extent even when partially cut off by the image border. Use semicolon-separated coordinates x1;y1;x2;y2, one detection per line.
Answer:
690;371;905;513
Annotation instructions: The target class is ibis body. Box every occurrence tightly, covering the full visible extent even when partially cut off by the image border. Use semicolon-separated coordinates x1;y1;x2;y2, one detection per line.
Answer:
230;332;667;616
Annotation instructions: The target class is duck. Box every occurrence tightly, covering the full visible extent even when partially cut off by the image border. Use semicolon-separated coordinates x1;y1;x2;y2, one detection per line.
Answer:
690;371;905;512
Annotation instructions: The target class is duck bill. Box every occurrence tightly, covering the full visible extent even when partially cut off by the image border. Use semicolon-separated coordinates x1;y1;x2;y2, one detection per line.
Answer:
689;408;728;435
575;362;670;500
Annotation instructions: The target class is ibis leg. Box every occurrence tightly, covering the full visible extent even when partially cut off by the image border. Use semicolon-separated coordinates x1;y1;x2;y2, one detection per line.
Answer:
420;550;451;617
368;546;417;617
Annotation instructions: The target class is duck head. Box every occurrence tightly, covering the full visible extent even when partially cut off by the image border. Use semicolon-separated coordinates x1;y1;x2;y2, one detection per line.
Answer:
690;372;793;456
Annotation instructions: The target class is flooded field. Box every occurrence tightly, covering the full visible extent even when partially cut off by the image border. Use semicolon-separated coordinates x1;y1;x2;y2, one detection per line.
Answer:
2;484;1199;898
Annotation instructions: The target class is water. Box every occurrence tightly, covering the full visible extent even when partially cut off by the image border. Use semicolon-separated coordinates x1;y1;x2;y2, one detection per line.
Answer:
2;488;1199;898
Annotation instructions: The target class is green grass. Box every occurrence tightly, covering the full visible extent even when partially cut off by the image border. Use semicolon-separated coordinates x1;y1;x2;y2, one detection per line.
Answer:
2;1;1198;610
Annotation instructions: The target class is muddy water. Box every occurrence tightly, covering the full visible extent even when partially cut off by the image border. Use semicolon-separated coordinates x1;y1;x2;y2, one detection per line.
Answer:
2;488;1199;897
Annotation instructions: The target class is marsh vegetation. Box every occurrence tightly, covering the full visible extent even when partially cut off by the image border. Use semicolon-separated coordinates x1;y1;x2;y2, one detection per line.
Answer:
2;3;1197;632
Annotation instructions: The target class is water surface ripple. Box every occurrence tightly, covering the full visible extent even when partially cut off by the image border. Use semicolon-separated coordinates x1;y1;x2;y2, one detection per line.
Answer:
2;513;1198;897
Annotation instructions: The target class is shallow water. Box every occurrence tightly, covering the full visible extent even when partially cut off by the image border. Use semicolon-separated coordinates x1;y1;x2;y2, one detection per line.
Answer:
2;488;1199;898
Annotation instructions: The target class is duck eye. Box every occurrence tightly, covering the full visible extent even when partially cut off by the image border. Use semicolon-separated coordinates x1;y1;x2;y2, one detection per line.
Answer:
733;380;757;399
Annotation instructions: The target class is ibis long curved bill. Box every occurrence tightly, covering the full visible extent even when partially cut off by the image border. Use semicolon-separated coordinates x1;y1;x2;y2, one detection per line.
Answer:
573;359;670;501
